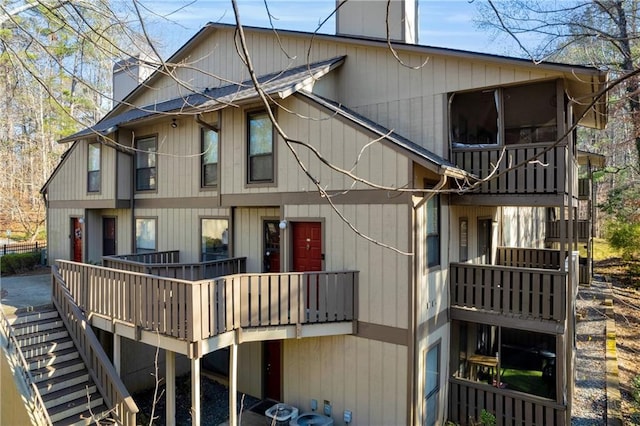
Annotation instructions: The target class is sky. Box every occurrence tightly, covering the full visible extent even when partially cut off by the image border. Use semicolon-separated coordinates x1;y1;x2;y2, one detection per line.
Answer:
140;0;522;58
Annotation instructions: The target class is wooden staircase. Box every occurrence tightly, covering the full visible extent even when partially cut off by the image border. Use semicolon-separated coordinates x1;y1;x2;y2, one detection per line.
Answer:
8;307;112;426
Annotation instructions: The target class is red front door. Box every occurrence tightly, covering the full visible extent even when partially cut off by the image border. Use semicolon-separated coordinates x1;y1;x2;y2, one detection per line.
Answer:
292;222;322;272
71;218;82;262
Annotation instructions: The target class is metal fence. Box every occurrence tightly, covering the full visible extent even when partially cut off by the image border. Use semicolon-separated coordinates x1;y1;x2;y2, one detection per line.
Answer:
1;242;46;255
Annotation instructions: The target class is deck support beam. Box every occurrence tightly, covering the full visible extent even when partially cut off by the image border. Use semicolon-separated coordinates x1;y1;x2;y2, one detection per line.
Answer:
191;357;200;426
166;350;176;426
113;334;121;374
229;342;238;426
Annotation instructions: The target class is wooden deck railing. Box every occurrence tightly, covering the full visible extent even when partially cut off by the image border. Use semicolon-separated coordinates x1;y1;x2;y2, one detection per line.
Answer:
103;256;246;280
545;220;591;242
106;250;180;264
56;260;357;343
449;378;565;426
450;263;567;322
452;143;577;196
52;268;138;425
495;247;561;270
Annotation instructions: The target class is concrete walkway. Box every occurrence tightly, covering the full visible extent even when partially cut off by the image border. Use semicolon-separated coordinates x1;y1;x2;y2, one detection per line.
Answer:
0;268;52;315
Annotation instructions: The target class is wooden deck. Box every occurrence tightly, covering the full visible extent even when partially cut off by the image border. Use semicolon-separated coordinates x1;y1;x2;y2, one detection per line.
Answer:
451;143;578;205
450;248;569;324
55;259;358;357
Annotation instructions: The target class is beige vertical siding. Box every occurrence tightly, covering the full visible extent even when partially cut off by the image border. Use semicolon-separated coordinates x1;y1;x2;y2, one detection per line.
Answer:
46;207;84;262
234;207;280;273
283;336;407;425
501;206;547;248
219;96;412;197
238;341;262;398
448;206;499;264
47;141;118;202
129;27;562;159
134;207;228;262
286;203;410;328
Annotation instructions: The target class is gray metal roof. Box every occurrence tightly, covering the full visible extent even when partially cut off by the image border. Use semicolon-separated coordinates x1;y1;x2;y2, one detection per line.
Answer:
60;56;345;143
296;91;471;179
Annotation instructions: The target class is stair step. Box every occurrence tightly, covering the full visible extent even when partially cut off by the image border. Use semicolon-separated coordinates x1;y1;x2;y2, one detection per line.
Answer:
9;308;58;326
13;318;64;336
48;393;104;424
43;382;97;409
28;347;79;370
21;337;74;359
38;369;90;395
15;327;69;347
32;359;86;383
52;403;111;426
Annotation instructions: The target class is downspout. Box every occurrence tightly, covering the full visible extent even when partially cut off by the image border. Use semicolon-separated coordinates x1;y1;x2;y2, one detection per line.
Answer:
410;174;447;426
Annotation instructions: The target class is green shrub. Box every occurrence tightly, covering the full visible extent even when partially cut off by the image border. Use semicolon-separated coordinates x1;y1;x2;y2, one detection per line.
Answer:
605;220;640;260
0;252;41;275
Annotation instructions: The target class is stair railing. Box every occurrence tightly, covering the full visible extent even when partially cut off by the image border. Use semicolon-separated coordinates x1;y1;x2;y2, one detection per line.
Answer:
51;266;138;426
0;309;53;426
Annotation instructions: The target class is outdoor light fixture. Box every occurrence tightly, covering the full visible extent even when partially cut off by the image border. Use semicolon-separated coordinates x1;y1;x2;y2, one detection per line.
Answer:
279;220;287;230
171;118;178;128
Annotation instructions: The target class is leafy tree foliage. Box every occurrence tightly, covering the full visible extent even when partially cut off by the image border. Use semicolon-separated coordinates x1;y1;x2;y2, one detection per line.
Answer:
477;0;640;239
0;0;148;239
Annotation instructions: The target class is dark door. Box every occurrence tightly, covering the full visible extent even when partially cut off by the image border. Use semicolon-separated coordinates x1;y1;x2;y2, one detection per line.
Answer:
264;340;282;401
478;218;492;265
103;217;116;256
263;220;280;273
71;218;82;262
292;222;322;272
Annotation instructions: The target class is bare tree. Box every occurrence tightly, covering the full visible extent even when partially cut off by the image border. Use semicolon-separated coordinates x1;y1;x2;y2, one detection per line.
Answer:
477;0;640;222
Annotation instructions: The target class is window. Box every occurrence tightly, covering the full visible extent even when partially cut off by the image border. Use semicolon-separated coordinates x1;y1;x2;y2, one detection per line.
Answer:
87;143;101;192
247;111;274;183
135;218;156;253
450;90;498;145
425;195;440;268
201;218;229;261
136;136;157;191
201;128;219;187
424;343;441;426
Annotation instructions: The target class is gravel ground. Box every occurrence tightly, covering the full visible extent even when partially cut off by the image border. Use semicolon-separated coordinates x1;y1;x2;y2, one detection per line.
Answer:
571;278;607;426
134;374;260;425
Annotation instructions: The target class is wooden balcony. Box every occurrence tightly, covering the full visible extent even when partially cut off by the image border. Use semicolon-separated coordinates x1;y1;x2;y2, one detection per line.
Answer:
55;260;358;356
449;378;565;426
450;263;567;323
544;220;590;243
451;143;578;206
103;252;246;280
451;247;568;327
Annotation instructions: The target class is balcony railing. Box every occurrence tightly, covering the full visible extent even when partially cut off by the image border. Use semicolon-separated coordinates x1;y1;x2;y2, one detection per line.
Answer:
495;247;561;270
545;220;591;242
56;260;357;343
450;263;567;322
449;378;565;426
452;143;577;197
103;254;246;280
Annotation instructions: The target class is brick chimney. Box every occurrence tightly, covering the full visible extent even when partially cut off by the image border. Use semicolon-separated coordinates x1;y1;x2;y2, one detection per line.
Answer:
336;0;418;44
